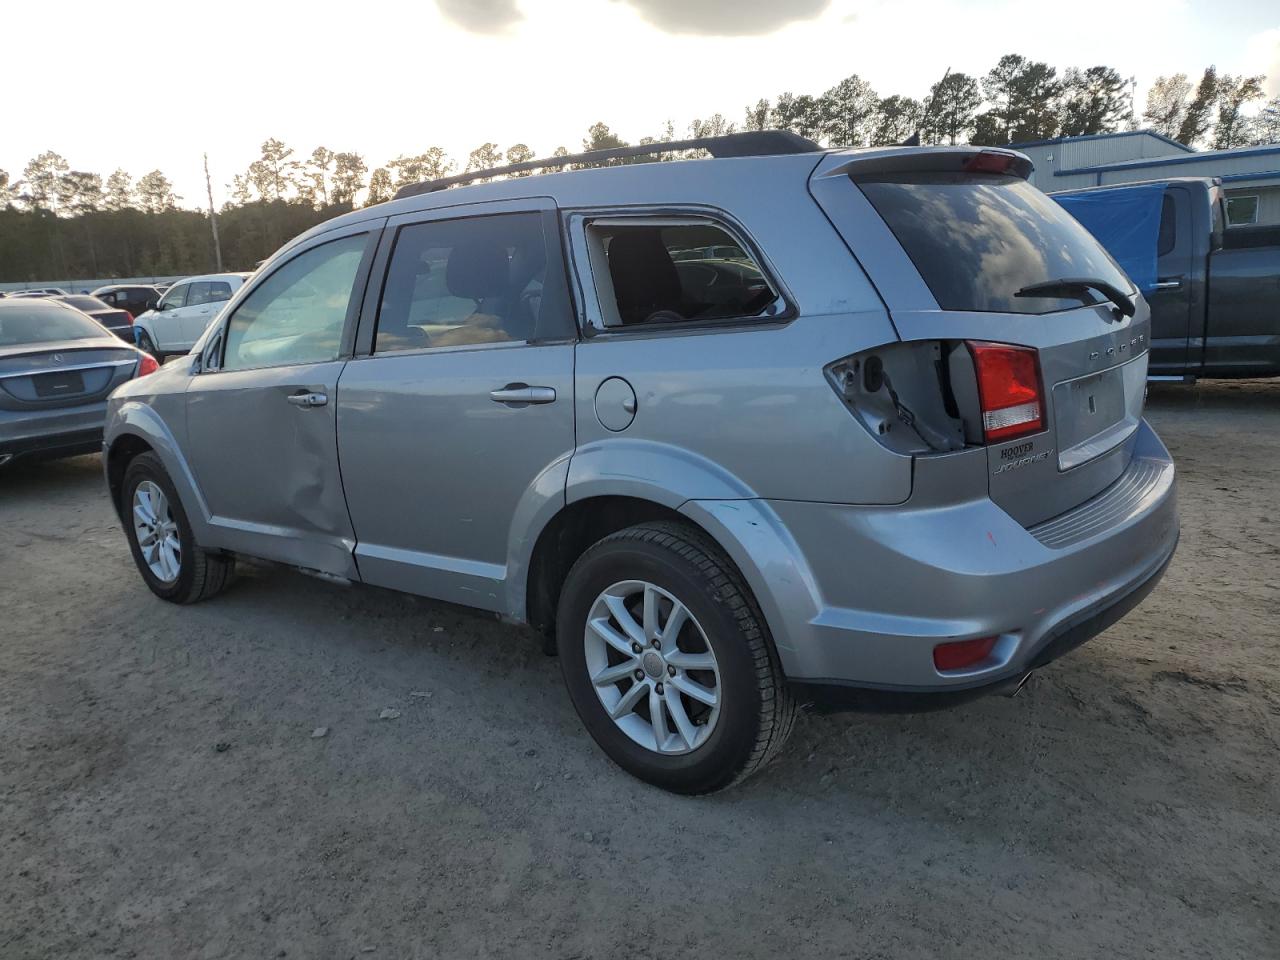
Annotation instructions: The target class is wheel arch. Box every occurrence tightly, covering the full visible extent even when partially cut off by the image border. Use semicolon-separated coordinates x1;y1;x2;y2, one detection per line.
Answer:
520;492;816;675
104;401;213;542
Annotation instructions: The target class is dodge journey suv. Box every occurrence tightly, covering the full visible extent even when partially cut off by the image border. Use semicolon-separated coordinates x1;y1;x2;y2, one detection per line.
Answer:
104;132;1178;793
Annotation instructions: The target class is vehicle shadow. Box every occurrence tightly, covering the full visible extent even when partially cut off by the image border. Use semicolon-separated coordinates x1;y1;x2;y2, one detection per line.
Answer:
0;453;104;502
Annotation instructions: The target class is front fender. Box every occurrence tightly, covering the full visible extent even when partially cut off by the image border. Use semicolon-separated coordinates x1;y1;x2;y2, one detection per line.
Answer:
105;398;212;544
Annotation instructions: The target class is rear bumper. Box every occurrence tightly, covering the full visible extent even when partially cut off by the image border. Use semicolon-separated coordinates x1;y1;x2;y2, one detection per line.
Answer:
0;404;108;463
698;419;1178;703
791;539;1175;712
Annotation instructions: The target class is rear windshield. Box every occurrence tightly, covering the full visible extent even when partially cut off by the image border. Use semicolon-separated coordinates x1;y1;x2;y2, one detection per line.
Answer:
0;302;107;345
61;295;109;311
857;173;1134;315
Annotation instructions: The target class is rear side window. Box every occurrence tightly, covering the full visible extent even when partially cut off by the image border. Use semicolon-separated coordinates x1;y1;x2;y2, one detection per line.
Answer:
374;212;571;353
857;173;1134;314
590;220;778;326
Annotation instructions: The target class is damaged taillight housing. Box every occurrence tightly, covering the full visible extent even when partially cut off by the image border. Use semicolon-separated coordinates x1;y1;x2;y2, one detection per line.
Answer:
966;341;1044;443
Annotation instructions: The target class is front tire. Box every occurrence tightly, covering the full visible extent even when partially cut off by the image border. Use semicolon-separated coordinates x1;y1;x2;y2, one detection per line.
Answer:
557;522;795;794
121;452;233;603
136;330;162;361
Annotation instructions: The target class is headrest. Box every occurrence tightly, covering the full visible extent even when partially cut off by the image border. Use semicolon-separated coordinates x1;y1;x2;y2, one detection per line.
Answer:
446;239;510;300
607;229;682;320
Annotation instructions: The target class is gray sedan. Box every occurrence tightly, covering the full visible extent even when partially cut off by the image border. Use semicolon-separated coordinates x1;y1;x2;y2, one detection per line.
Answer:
0;298;156;466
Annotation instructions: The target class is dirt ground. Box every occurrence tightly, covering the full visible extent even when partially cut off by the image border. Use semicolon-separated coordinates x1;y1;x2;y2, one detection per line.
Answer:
1;380;1277;959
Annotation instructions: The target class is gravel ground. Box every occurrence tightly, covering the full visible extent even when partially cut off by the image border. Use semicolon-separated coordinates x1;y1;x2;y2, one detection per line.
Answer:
2;380;1278;959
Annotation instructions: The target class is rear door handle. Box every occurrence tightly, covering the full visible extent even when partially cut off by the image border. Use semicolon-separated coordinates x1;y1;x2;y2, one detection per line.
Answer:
489;383;556;405
287;391;328;408
1154;278;1183;290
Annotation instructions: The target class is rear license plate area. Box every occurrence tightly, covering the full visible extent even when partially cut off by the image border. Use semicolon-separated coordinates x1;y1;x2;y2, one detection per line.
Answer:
33;370;86;398
1052;367;1128;470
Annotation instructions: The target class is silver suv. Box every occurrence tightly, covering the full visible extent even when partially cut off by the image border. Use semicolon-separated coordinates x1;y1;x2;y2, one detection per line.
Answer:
104;133;1179;793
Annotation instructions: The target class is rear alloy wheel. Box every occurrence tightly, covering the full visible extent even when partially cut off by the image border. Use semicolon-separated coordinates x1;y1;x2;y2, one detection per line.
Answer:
122;452;233;603
584;579;722;755
557;522;795;793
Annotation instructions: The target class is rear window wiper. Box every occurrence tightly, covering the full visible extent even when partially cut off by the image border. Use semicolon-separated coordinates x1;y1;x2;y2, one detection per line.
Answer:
1014;277;1135;318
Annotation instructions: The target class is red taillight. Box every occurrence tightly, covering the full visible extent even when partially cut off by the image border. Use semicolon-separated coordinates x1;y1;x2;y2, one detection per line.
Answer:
123;310;134;324
966;341;1044;443
963;151;1017;174
136;353;159;377
933;636;998;672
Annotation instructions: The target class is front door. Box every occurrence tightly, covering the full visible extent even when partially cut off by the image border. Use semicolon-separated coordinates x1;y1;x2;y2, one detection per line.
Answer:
152;281;191;352
185;226;381;576
180;281;223;348
337;201;577;612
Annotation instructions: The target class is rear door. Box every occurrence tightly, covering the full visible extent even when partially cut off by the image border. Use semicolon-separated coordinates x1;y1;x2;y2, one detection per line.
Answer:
184;224;381;576
810;151;1148;527
335;198;576;611
1147;187;1196;374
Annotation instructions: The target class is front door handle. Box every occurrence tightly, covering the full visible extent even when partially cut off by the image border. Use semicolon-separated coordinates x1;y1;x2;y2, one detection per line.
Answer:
287;391;328;408
489;383;556;406
1154;278;1183;290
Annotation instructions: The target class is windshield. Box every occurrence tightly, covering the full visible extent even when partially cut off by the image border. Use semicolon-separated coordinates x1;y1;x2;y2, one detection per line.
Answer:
857;172;1135;315
0;301;108;346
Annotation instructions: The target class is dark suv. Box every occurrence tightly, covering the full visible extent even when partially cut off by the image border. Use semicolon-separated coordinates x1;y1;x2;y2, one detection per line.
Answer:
91;284;161;319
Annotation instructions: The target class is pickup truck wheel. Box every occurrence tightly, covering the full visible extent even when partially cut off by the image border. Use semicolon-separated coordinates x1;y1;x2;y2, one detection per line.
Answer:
557;522;795;794
122;452;233;604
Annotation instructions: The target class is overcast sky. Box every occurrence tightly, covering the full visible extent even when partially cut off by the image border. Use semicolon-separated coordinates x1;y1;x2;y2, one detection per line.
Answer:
3;0;1278;208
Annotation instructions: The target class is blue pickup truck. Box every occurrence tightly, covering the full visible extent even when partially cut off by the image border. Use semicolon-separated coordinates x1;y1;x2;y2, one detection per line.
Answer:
1054;178;1280;379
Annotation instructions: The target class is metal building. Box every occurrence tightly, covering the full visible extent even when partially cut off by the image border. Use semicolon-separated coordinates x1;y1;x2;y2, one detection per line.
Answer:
1010;130;1280;226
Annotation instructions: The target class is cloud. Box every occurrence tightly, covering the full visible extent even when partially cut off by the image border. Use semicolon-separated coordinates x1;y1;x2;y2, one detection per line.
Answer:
1243;28;1280;97
436;0;523;34
610;0;832;36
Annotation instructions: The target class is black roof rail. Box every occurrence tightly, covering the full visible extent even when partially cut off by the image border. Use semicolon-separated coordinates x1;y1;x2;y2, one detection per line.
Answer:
393;130;822;200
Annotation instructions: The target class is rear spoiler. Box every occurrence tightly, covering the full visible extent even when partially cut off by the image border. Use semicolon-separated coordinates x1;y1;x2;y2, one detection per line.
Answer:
812;146;1033;183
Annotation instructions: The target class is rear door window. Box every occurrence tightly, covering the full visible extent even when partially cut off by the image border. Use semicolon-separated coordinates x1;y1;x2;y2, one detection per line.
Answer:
186;282;214;306
374;212;571;352
857;173;1134;314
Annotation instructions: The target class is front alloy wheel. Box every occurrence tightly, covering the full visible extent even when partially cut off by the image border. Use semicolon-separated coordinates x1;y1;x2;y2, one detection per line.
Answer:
121;451;234;604
132;480;181;583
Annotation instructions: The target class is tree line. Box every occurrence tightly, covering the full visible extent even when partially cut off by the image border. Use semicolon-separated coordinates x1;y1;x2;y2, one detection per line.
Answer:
2;53;1277;283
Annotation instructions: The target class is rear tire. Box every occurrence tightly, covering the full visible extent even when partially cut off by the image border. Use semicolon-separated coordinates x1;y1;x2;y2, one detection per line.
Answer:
556;521;795;794
121;452;233;603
